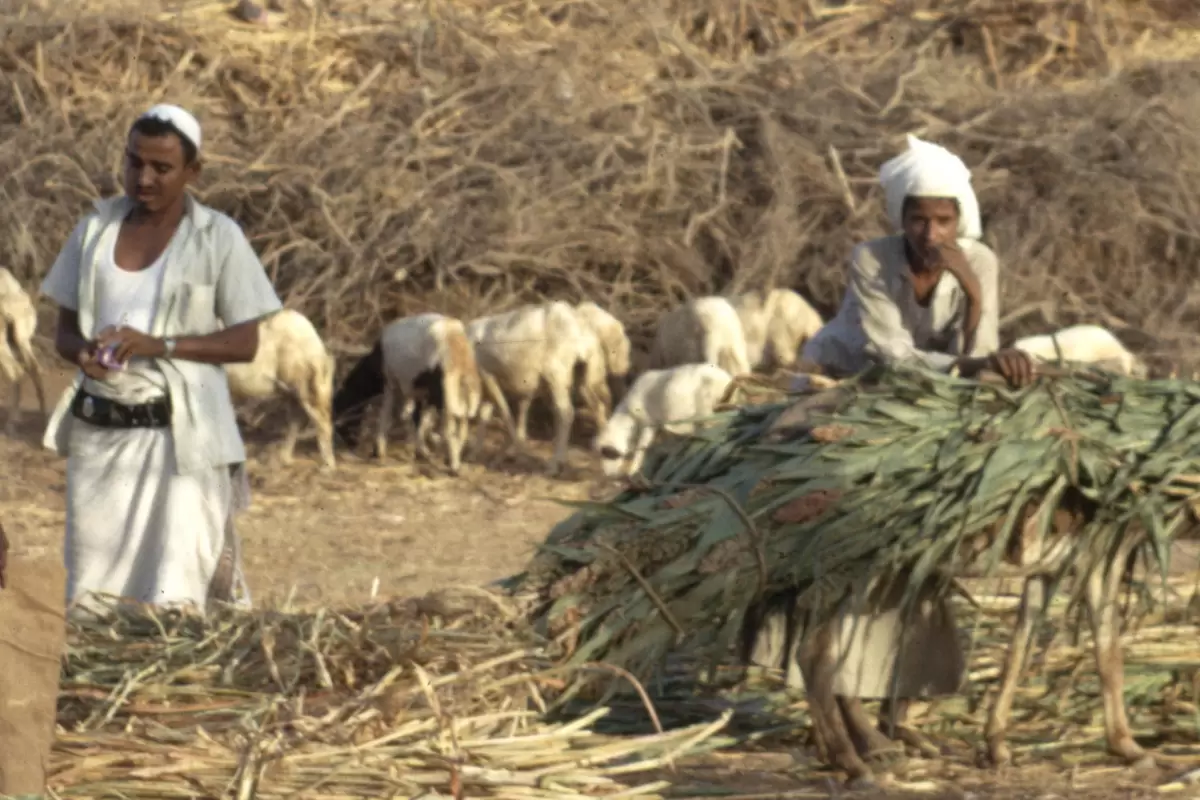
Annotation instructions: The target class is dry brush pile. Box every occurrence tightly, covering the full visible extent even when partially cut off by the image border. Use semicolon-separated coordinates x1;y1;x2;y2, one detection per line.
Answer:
49;589;736;799
2;0;1200;366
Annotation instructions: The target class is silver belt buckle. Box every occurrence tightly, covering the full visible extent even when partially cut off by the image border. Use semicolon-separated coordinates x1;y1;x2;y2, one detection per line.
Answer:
81;395;95;420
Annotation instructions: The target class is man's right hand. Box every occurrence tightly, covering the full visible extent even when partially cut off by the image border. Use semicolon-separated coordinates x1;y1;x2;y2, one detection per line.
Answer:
77;343;110;381
988;348;1036;389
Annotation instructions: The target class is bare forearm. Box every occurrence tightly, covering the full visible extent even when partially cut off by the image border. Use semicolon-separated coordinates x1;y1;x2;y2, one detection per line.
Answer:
164;324;260;365
55;310;91;365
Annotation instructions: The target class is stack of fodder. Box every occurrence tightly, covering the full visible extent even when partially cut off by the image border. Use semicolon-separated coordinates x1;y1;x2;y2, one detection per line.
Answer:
504;364;1200;687
50;589;732;799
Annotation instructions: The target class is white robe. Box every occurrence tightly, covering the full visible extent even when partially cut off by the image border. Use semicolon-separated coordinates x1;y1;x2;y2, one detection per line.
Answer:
64;419;251;614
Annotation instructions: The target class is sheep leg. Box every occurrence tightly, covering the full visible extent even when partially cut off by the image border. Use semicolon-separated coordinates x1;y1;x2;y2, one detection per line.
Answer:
18;339;48;416
376;380;396;463
295;394;336;471
468;401;494;460
797;628;876;788
985;576;1045;767
515;397;532;444
277;400;301;466
443;406;464;475
544;379;574;477
1086;551;1153;768
624;425;656;478
6;380;20;436
405;398;427;459
479;371;516;443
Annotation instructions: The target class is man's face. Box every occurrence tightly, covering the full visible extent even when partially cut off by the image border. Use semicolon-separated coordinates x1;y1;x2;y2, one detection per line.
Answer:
902;197;960;263
123;131;196;212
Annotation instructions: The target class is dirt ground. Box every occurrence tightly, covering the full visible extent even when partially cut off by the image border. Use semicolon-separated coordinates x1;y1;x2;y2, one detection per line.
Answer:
0;361;596;608
4;362;1199;798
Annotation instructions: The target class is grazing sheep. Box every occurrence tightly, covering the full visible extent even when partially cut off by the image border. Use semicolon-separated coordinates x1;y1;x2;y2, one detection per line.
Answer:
375;312;485;475
574;301;633;414
468;301;606;476
730;288;825;371
648;296;752;377
593;363;734;478
224;309;336;470
0;268;48;435
1013;324;1145;377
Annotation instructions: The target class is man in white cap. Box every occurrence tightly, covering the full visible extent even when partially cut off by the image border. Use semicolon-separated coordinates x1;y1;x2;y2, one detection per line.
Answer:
800;134;1033;388
39;103;283;614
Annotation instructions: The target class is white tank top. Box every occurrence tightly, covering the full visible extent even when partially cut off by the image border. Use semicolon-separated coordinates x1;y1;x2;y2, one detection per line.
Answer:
83;235;170;404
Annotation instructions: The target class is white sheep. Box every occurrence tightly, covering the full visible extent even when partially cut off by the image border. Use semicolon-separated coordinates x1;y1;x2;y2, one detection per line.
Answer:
0;268;48;435
594;363;734;478
1013;324;1146;378
468;301;607;476
574;300;633;414
225;309;336;470
730;288;825;371
648;296;752;377
375;313;485;475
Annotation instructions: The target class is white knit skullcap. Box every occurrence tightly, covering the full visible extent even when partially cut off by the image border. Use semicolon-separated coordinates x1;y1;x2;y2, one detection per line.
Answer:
137;104;202;154
879;134;981;240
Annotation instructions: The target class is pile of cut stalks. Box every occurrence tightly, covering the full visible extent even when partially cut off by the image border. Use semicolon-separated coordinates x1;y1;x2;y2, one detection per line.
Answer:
49;590;732;799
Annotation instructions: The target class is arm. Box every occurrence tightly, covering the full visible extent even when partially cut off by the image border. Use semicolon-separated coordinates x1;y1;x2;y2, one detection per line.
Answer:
852;244;958;372
99;218;282;366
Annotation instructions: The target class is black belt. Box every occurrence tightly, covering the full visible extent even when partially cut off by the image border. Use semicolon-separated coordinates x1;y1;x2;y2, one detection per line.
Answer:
71;390;172;429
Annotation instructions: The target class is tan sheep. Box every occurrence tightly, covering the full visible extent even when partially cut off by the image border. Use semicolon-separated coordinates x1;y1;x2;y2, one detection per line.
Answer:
225;309;336;470
0;268;48;435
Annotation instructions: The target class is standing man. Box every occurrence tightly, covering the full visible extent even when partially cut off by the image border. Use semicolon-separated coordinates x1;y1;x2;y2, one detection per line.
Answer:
39;104;283;614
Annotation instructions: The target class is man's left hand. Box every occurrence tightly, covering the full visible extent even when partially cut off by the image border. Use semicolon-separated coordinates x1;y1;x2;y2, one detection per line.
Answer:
988;348;1036;389
95;326;167;364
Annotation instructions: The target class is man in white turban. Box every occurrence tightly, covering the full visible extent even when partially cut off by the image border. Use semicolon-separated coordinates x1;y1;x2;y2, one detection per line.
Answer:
801;134;1033;388
39;104;283;615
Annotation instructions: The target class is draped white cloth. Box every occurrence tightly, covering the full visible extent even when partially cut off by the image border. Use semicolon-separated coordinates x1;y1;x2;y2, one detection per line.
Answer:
879;133;982;240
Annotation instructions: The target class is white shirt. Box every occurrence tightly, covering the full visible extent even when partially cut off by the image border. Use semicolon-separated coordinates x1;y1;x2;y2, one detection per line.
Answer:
40;194;284;476
85;235;170;403
802;235;1000;378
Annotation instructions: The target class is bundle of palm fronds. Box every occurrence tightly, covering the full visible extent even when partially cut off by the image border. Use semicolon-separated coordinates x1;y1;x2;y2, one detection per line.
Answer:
504;364;1200;685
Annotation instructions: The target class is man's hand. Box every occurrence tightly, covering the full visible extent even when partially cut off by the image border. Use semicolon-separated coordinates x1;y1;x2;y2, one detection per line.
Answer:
988;349;1036;389
933;243;983;351
96;326;167;365
0;522;9;590
76;343;111;381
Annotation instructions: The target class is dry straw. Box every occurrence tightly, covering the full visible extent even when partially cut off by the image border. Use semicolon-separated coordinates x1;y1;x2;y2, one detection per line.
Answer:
50;589;734;798
2;0;1200;366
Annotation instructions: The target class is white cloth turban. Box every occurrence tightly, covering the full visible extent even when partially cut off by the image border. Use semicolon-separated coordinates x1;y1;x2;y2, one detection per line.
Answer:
879;134;981;240
137;104;202;154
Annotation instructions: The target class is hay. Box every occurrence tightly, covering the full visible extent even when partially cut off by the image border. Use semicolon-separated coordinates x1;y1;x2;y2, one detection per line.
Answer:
506;366;1200;685
2;0;1200;367
49;590;733;798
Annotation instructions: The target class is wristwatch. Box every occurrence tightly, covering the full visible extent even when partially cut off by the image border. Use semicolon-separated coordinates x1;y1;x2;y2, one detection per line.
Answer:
163;338;178;358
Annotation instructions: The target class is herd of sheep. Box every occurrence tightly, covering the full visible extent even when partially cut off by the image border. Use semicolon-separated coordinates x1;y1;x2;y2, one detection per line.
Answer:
0;266;1149;479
